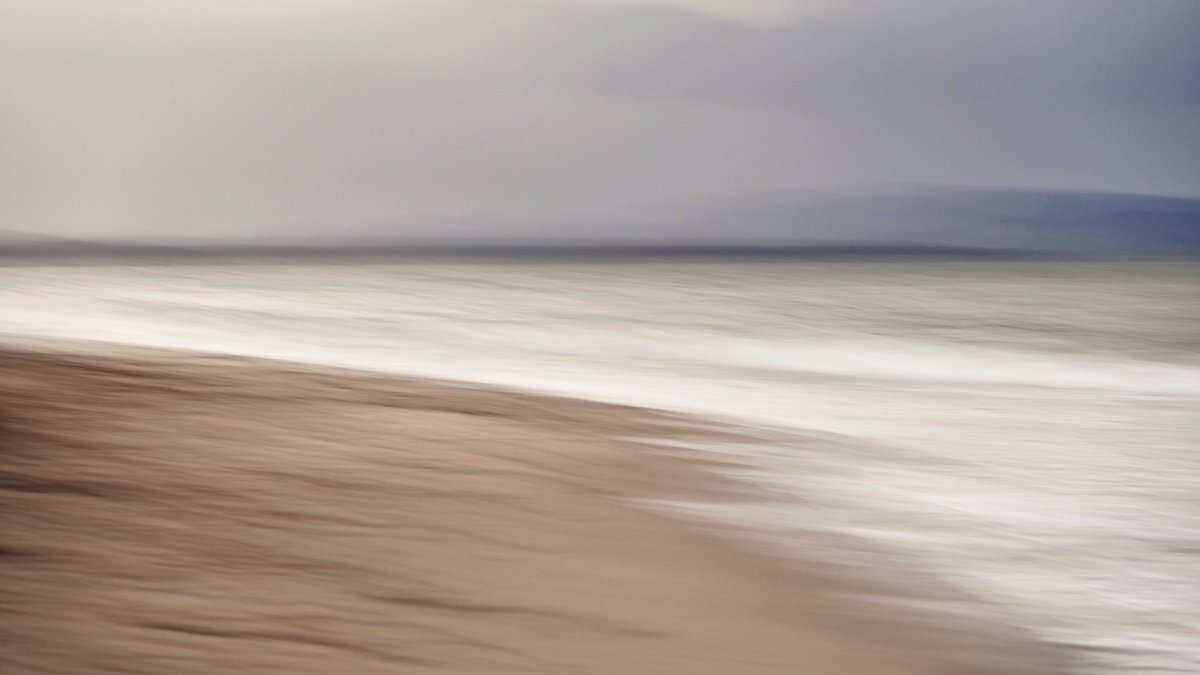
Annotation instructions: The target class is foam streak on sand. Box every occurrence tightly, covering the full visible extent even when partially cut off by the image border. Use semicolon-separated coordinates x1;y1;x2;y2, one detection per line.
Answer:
0;346;1056;674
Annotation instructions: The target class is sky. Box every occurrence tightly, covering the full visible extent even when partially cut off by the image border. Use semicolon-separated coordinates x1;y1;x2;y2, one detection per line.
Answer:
2;0;1197;242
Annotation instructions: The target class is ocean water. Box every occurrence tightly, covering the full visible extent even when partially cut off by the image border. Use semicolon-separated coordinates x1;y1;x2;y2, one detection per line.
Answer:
1;259;1197;673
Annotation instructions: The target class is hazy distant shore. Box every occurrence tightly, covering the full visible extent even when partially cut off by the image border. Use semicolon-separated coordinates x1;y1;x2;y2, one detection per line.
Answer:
0;343;1059;674
4;244;1192;267
0;242;1070;264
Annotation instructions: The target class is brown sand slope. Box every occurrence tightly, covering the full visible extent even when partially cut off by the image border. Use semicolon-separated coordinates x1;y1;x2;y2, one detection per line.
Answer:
0;347;1056;674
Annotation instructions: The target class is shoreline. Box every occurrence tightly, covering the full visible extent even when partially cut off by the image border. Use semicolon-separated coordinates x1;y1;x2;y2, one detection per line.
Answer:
0;343;1062;673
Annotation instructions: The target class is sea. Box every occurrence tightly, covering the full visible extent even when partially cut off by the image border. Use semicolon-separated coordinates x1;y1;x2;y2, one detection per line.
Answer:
1;259;1196;674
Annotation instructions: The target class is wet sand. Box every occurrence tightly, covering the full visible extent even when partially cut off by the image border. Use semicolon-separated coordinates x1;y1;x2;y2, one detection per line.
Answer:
0;345;1058;674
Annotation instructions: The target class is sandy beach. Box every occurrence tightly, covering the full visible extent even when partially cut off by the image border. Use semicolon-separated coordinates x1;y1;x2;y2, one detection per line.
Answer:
0;345;1058;674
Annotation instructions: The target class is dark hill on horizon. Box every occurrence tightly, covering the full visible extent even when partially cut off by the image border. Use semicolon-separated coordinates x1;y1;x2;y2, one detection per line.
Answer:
3;188;1198;260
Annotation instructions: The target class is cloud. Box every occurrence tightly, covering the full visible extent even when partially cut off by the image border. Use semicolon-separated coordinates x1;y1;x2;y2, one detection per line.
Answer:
551;0;833;26
530;0;1200;110
0;0;1196;240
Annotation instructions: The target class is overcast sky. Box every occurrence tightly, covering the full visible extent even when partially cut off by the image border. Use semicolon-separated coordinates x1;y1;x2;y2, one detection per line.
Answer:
2;0;1197;241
